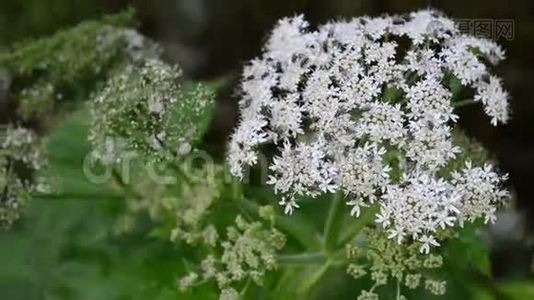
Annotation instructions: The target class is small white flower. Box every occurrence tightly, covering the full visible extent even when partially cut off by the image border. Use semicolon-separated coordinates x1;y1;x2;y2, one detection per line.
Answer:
147;97;164;114
419;235;440;254
278;196;300;215
475;76;510;125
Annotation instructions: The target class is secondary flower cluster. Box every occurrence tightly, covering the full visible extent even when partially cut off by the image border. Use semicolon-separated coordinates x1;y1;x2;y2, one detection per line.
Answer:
177;215;285;300
89;60;184;163
169;174;286;300
228;10;510;253
347;228;446;300
113;162;286;300
89;59;215;165
0;126;48;227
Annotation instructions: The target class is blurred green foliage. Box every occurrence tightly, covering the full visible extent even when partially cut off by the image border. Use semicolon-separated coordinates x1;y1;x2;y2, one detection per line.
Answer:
0;9;155;122
0;0;108;47
0;112;218;300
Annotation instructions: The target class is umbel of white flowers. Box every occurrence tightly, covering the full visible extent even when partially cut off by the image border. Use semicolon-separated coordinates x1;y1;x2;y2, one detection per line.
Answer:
227;10;510;254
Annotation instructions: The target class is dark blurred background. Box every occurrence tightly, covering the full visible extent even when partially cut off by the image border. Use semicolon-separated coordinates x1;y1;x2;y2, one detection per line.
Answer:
1;0;533;281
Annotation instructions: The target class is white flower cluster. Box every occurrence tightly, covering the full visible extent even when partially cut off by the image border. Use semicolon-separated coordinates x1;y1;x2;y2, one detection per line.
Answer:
228;10;510;253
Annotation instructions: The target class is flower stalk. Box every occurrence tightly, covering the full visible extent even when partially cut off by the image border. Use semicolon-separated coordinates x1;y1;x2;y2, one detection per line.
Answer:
323;193;345;252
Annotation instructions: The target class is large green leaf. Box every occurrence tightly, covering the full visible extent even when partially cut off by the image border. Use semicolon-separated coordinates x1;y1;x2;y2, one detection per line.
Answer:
40;110;120;199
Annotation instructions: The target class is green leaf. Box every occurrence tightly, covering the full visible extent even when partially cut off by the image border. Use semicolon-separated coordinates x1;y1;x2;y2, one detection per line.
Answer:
473;281;534;300
499;282;534;299
41;110;120;198
382;85;404;104
446;74;464;102
452;223;492;276
296;260;333;295
337;205;379;247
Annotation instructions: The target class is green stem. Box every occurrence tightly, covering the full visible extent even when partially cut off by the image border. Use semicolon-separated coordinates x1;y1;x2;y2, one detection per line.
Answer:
337;205;378;247
111;167;140;199
276;250;346;296
232;181;256;221
396;279;401;300
207;72;238;90
112;168;126;187
277;252;327;265
240;278;252;296
296;260;333;295
165;145;194;185
168;162;193;185
34;193;124;200
238;197;322;250
453;99;478;108
323;193;345;251
231;179;242;200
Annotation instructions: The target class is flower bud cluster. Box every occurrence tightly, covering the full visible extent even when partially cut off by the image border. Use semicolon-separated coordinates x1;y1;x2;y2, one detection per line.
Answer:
348;228;446;299
177;214;285;299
